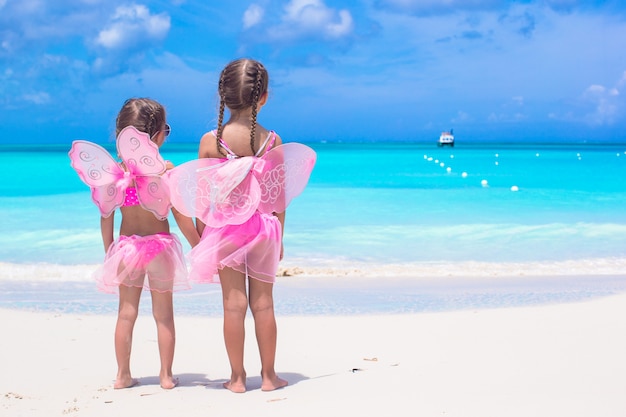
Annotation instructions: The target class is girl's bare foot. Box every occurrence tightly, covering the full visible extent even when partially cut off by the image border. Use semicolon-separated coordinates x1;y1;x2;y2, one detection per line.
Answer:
223;372;247;393
261;374;288;392
114;377;139;389
160;376;179;390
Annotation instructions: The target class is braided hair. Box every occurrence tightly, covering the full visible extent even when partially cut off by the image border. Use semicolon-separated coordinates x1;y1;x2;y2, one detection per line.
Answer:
116;98;166;141
216;58;269;156
216;72;227;156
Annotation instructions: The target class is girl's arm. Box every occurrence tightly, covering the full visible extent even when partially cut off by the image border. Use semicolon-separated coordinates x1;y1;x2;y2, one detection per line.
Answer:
100;213;115;252
193;132;216;239
171;207;201;247
166;161;201;247
196;218;206;238
275;211;286;260
272;134;286;259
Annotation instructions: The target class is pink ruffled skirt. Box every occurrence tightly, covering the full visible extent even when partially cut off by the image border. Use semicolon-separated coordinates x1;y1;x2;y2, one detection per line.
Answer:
189;212;282;284
94;233;189;294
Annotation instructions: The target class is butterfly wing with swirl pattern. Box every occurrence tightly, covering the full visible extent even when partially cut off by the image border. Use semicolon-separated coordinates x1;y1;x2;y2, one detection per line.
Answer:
166;157;261;227
256;143;317;214
68;140;126;217
116;126;170;220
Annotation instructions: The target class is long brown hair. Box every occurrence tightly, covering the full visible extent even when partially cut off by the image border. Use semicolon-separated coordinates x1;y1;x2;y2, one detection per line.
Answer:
216;58;269;155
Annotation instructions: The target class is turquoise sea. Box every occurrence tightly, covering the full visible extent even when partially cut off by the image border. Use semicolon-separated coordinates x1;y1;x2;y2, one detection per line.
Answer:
2;141;626;315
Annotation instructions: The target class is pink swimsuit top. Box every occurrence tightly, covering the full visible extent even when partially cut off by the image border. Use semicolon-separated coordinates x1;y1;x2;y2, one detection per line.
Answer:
123;186;140;206
213;130;276;159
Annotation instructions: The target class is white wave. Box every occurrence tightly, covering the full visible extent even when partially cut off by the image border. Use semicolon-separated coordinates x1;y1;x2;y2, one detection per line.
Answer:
3;256;626;284
0;263;99;282
277;256;626;278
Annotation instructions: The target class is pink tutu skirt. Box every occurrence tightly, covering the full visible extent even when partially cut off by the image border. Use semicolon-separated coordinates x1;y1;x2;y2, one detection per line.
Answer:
94;233;189;294
189;212;282;284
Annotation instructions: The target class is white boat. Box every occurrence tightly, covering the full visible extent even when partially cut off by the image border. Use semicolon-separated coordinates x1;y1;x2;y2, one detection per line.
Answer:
437;129;454;147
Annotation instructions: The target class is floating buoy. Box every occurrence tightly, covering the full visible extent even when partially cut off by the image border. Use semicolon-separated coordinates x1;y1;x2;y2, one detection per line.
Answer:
446;167;452;173
440;162;445;167
462;172;468;178
510;185;519;192
495;161;499;166
481;179;489;187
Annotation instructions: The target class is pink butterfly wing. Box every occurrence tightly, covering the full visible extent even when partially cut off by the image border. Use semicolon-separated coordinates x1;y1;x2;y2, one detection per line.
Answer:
135;176;171;220
68;140;125;217
116;126;170;219
257;143;317;214
90;184;126;218
167;157;261;227
116;126;167;176
166;158;210;218
69;140;123;186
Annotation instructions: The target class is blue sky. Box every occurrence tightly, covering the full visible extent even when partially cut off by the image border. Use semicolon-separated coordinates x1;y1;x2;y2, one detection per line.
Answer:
1;0;625;144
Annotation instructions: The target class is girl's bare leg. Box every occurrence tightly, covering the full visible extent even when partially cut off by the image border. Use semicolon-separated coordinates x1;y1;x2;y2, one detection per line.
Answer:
151;289;178;389
249;279;288;391
219;267;248;393
114;285;142;389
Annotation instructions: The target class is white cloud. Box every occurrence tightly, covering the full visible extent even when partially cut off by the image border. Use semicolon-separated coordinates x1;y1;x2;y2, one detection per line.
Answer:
22;91;50;105
378;0;503;15
579;74;626;126
452;111;472;123
282;0;353;38
377;0;585;16
617;71;626;89
585;84;605;95
243;4;264;29
95;4;170;51
326;10;353;38
544;0;577;12
254;0;354;43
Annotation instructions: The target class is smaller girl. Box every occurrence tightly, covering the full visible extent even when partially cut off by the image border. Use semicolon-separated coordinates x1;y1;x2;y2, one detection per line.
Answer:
69;98;200;389
167;58;316;393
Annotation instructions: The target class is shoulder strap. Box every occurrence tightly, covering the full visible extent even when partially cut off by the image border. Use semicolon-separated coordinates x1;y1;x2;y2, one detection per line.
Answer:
212;130;238;159
255;131;276;157
212;130;276;158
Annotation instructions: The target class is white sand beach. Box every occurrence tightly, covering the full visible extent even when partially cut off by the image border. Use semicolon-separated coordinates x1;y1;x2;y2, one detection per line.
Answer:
2;271;626;417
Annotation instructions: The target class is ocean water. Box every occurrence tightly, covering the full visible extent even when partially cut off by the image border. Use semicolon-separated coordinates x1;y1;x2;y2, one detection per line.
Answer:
3;141;626;265
2;141;626;315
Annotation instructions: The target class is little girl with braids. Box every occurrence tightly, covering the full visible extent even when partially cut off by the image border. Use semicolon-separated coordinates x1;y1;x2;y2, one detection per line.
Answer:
69;98;200;390
169;58;316;393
